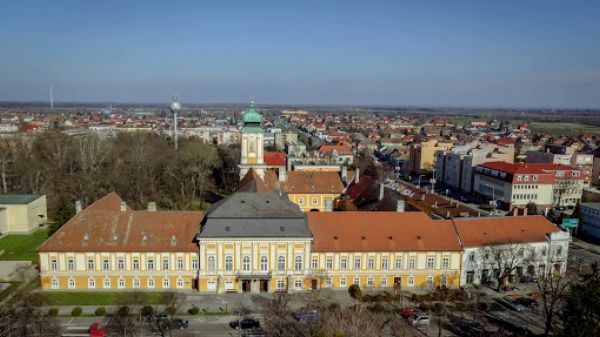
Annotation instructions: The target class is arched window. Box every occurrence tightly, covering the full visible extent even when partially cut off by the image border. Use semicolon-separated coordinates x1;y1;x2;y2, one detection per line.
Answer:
294;256;303;271
225;256;233;271
277;256;285;271
243;256;251;271
260;256;268;271
208;256;215;272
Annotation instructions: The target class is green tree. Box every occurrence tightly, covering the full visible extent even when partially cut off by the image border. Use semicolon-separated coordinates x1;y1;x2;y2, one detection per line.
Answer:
48;195;75;236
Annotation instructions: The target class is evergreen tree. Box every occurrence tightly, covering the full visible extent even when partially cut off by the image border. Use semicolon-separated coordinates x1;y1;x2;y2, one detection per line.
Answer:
48;196;75;236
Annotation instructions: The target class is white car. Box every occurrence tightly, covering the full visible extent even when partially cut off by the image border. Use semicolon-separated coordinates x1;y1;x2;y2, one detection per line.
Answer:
409;314;431;327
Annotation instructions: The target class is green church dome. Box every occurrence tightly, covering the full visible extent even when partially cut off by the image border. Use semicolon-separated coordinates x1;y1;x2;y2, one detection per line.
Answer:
242;107;262;123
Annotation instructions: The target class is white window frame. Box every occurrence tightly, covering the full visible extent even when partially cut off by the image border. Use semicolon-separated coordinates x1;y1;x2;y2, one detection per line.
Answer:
177;278;184;289
163;277;170;288
133;278;140;288
148;278;155;288
118;278;125;289
68;278;75;289
88;278;96;289
340;277;347;287
295;255;303;271
51;278;59;289
103;278;111;289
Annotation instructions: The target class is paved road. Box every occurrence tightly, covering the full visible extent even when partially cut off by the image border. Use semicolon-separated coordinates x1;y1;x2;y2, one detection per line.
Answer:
569;243;600;270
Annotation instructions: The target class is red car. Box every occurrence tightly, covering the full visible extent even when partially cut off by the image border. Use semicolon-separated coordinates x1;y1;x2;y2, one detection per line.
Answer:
401;307;420;319
89;323;107;337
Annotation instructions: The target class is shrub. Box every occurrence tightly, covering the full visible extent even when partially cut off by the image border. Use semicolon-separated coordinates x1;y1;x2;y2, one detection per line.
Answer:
411;293;418;302
348;284;362;300
141;305;154;317
95;307;106;316
164;305;177;316
188;306;200;315
362;294;373;302
71;307;82;317
48;308;59;317
371;303;385;313
117;306;130;317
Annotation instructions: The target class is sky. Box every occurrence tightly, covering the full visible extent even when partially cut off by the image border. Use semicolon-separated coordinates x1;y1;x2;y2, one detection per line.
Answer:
1;0;599;108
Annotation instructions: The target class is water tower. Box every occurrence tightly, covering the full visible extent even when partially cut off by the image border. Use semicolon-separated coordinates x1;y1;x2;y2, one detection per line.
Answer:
169;96;182;150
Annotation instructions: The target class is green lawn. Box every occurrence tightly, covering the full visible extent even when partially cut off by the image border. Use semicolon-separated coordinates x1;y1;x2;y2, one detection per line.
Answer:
529;122;600;136
44;291;168;306
0;228;49;263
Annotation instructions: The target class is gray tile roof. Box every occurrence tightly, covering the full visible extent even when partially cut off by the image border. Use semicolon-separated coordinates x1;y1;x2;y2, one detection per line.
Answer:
199;191;311;238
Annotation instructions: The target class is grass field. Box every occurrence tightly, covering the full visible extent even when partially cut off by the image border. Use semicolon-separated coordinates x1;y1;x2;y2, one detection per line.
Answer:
44;291;169;306
529;122;600;136
0;228;48;263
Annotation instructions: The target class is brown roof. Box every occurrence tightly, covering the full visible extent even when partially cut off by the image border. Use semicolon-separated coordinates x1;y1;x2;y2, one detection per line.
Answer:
37;193;202;253
237;168;272;193
307;212;462;252
453;216;560;247
282;171;344;194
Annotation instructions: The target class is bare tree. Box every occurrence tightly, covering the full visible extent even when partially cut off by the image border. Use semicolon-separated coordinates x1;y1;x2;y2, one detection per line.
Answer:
256;293;308;337
478;243;539;292
536;264;576;336
319;305;387;337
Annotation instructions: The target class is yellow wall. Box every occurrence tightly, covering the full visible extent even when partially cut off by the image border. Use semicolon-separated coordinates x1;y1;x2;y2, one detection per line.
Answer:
39;251;198;290
287;193;339;212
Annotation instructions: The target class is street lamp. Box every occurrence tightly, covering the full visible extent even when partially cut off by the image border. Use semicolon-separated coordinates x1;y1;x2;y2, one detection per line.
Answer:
169;96;182;150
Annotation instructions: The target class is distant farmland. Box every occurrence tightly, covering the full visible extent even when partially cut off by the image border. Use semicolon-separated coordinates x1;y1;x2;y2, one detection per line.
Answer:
529;122;600;136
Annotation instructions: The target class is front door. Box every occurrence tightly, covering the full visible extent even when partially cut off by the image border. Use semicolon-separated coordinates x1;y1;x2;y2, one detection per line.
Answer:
242;280;251;293
311;279;318;290
260;280;269;292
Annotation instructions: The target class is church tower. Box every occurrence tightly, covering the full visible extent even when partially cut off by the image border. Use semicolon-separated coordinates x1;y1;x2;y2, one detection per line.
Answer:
239;103;266;179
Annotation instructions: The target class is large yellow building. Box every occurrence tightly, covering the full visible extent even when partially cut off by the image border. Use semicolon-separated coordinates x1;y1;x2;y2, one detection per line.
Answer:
38;193;201;290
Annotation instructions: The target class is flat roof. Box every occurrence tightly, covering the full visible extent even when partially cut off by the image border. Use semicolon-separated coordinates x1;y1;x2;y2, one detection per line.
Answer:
0;194;43;205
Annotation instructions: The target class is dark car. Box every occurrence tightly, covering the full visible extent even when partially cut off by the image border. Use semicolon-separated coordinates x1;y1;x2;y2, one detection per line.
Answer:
229;318;260;330
516;297;539;309
172;318;189;330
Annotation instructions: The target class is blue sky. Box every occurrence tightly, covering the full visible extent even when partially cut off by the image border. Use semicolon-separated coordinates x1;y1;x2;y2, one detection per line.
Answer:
1;0;599;108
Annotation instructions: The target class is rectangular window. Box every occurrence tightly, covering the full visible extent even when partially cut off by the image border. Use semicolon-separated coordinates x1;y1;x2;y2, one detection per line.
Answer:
354;257;361;270
353;277;360;285
162;259;169;270
340;258;347;270
147;259;154;270
225;256;233;271
340;277;347;287
102;259;110;271
133;259;140;271
408;258;416;270
177;258;184;270
192;259;198;270
51;259;58;271
277;256;285;271
118;259;125;271
427;257;435;270
177;278;184;288
208;256;216;272
133;278;140;288
380;277;387;287
260;256;268;271
118;278;125;289
88;278;95;289
51;278;59;289
395;257;403;270
103;278;111;289
367;277;374;286
382;257;389;270
367;257;375;270
326;258;333;270
441;276;448;286
163;278;170;288
407;276;414;286
277;280;285;290
311;257;318;270
148;278;155;288
68;278;75;289
295;256;303;271
67;259;74;271
87;259;95;271
442;257;450;269
294;280;303;289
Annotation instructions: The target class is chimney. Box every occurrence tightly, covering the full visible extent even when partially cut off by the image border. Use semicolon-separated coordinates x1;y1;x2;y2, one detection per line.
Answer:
75;200;82;214
379;183;385;201
341;166;348;183
147;202;157;212
433;201;438;208
120;201;127;212
356;169;360;183
396;199;405;212
325;198;333;212
279;167;287;183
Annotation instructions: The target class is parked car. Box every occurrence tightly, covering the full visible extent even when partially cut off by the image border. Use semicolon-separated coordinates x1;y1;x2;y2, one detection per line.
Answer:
230;318;261;330
242;329;267;337
515;297;538;309
293;309;319;322
409;314;430;327
172;318;189;330
401;307;421;319
509;299;526;312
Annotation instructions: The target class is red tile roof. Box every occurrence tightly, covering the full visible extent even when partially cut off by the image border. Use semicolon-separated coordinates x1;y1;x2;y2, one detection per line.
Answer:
307;212;462;252
264;152;286;167
453;216;561;247
37;193;202;253
282;171;344;194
